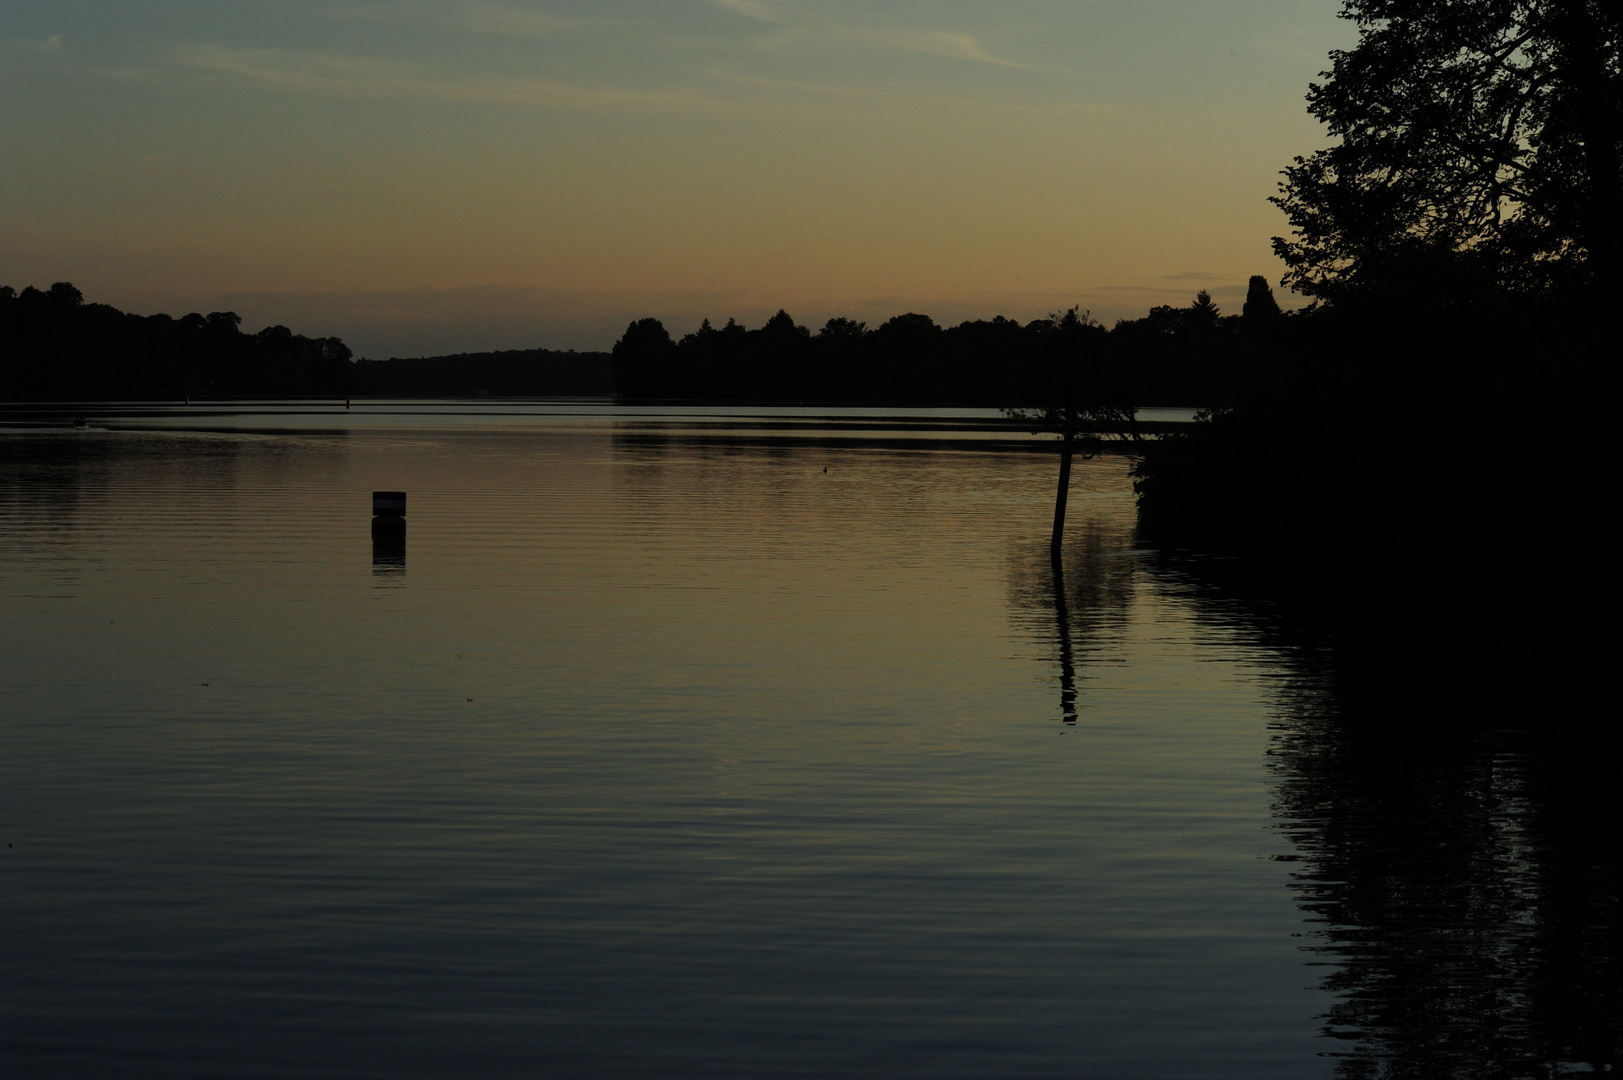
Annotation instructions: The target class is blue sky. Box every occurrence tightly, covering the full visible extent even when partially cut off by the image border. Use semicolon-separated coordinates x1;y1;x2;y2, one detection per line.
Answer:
2;1;1353;355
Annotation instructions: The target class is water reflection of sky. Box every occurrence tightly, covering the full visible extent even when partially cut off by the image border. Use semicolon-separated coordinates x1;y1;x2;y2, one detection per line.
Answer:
1;411;1612;1078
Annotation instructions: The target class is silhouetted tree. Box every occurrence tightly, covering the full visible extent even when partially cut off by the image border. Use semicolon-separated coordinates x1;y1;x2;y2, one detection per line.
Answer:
1241;275;1281;327
1186;289;1221;331
0;282;356;400
1141;304;1186;336
812;317;868;400
869;313;942;402
818;317;866;338
1272;0;1623;298
1003;308;1134;557
611;317;676;398
752;309;812;400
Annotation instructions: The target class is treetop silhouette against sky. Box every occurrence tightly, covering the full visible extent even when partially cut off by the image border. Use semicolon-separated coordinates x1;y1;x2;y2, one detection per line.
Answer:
1272;0;1622;299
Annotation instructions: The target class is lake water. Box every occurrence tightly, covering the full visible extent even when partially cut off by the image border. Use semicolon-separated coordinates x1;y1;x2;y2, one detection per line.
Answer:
2;405;1615;1078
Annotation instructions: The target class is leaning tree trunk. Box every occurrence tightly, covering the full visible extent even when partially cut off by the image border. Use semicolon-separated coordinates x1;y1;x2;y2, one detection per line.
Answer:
1050;424;1075;559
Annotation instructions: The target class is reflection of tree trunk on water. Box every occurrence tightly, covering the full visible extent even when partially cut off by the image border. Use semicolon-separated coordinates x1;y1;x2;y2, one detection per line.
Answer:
1051;550;1078;725
1049;415;1079;724
1009;502;1135;729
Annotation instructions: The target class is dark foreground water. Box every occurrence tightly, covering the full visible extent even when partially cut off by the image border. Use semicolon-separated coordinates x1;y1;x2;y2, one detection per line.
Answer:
1;405;1616;1078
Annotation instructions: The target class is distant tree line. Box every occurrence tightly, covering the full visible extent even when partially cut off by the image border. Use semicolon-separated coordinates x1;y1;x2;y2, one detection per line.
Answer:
5;278;1292;407
352;349;612;397
0;282;354;400
612;282;1287;407
0;282;615;401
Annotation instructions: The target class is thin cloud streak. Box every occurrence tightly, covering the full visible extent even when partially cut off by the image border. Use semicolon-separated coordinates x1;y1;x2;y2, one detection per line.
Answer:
165;43;1096;119
173;44;725;112
465;3;588;38
845;29;1026;68
704;68;1112;117
709;0;777;23
711;0;1026;68
1;33;66;54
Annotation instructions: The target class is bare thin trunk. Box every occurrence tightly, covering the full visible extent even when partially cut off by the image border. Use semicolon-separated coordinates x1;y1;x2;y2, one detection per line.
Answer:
1051;426;1074;557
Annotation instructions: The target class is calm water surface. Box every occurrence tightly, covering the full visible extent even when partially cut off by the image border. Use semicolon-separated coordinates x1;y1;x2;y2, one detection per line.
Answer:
2;405;1614;1078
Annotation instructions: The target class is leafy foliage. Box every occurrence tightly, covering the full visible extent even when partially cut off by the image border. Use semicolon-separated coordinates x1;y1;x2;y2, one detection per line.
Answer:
612;296;1266;408
1001;307;1135;456
1272;0;1623;298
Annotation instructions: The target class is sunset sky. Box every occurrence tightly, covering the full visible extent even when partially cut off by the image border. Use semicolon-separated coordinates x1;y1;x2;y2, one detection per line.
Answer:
3;1;1352;357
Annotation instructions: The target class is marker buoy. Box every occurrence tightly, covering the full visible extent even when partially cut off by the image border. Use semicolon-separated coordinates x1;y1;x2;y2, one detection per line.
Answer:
372;491;407;535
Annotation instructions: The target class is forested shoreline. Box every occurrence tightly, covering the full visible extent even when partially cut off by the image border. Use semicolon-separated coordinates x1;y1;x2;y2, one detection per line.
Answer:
352;349;613;397
0;283;354;401
2;278;1290;407
0;277;1291;409
1127;0;1616;699
0;283;617;402
607;284;1285;406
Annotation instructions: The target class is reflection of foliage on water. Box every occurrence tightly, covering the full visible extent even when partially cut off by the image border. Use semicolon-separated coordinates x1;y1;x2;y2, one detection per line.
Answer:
1275;709;1620;1078
1006;516;1138;723
1161;554;1621;1077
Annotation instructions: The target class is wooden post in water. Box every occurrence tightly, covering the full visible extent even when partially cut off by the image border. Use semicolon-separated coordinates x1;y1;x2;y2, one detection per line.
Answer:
372;491;406;534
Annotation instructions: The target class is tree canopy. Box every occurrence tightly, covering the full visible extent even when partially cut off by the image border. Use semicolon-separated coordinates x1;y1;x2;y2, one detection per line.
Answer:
1002;307;1128;452
1272;0;1622;299
610;296;1270;408
0;282;354;400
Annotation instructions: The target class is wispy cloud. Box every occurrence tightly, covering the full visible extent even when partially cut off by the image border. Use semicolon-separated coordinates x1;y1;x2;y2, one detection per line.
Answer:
709;0;777;22
163;43;1092;119
319;1;590;38
1163;271;1222;281
705;68;1104;116
466;3;585;39
174;44;720;112
847;29;1023;67
1;33;64;54
710;0;1024;67
318;2;420;24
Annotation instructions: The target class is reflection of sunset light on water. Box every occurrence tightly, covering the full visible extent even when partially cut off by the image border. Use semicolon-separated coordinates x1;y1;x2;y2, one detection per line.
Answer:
4;406;1611;1076
1;410;1319;1076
